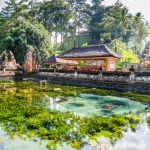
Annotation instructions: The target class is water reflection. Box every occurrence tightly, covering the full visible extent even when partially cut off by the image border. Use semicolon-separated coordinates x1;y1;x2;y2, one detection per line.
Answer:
80;117;150;150
110;113;150;150
0;128;47;150
0;82;150;150
111;122;150;150
58;93;147;116
49;97;62;110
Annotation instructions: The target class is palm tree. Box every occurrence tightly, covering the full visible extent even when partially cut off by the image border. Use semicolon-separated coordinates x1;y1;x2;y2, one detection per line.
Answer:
119;6;131;39
133;12;143;28
132;12;149;55
112;2;131;51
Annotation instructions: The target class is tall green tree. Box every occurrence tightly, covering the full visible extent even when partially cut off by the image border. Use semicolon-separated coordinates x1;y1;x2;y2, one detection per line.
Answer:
66;0;91;47
36;0;73;49
89;0;105;44
1;19;52;64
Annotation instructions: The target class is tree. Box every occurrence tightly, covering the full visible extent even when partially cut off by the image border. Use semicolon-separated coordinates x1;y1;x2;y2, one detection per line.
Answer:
36;0;73;49
118;6;131;39
89;1;106;44
129;12;149;54
0;0;30;48
111;40;139;66
1;19;52;64
66;0;91;47
1;0;29;19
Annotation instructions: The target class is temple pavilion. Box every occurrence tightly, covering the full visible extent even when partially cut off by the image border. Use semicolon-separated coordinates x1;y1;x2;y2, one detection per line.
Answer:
58;44;121;71
44;54;78;70
45;54;78;65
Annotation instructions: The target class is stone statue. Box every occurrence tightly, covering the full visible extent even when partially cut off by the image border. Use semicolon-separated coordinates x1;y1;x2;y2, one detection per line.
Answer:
129;65;135;81
0;50;17;69
32;50;41;70
7;51;17;68
0;51;8;66
98;66;104;80
23;48;33;72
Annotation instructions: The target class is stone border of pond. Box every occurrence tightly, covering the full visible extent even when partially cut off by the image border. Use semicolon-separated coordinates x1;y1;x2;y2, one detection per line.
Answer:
0;70;150;94
31;75;150;94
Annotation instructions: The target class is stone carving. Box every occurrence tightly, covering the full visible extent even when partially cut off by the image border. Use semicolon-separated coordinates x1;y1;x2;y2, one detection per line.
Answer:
0;50;17;69
23;47;41;72
0;51;8;66
7;51;17;67
23;49;33;72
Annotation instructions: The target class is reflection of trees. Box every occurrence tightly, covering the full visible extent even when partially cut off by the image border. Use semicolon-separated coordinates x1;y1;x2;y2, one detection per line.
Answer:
0;87;17;95
0;82;142;150
31;95;50;108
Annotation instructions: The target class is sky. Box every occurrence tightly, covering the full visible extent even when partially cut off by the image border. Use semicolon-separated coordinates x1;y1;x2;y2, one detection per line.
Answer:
0;0;150;21
103;0;150;21
0;0;6;11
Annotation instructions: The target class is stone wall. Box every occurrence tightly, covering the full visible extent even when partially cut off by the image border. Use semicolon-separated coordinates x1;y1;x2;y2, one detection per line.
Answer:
35;75;150;94
0;75;16;81
0;69;150;93
0;69;22;81
38;70;150;82
27;70;150;93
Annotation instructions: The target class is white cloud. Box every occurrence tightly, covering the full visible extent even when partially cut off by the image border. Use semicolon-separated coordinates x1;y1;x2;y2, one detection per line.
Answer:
0;0;6;11
103;0;150;21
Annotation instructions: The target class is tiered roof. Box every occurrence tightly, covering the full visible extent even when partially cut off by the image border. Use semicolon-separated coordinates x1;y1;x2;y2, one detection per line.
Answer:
59;44;121;59
45;54;78;65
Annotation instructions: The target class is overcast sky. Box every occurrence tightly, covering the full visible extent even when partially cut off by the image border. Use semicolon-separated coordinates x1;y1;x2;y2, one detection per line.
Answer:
0;0;150;21
103;0;150;21
0;0;6;11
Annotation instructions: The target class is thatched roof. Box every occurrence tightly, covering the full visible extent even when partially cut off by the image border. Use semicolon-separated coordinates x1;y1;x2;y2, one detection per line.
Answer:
45;54;78;65
59;44;121;59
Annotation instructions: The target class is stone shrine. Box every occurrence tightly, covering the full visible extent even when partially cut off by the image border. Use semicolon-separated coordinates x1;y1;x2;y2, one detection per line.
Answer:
23;48;41;72
0;50;17;69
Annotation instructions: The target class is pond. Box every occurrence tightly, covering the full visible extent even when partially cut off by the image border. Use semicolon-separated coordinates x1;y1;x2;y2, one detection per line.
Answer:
0;81;150;150
58;93;147;116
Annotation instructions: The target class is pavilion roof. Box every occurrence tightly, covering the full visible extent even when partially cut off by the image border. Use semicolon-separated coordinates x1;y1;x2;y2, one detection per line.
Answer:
45;54;78;65
58;44;121;59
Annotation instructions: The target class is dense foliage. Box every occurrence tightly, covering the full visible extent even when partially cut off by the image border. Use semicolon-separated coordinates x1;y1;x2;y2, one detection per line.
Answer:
1;19;52;64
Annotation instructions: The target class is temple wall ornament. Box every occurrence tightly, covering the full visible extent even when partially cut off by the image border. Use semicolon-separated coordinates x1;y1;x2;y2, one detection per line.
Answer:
0;50;17;69
23;48;41;72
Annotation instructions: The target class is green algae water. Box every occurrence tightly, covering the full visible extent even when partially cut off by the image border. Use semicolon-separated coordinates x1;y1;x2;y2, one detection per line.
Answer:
0;81;150;150
59;93;147;116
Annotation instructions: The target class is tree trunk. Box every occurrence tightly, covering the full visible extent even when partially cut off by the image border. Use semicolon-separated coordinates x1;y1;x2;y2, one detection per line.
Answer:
78;26;80;47
74;28;76;48
61;32;63;51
